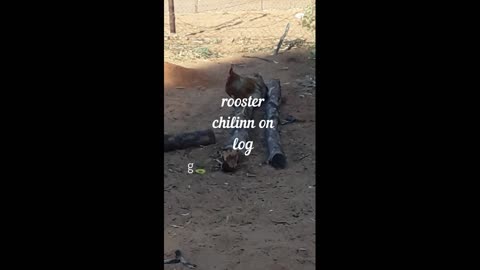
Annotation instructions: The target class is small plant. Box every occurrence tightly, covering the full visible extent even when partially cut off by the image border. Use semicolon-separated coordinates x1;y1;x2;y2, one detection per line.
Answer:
302;4;316;32
310;47;316;59
193;47;216;58
302;4;316;59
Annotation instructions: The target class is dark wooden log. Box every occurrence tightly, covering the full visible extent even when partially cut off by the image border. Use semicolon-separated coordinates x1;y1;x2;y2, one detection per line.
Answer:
264;79;287;168
164;129;215;152
221;75;267;172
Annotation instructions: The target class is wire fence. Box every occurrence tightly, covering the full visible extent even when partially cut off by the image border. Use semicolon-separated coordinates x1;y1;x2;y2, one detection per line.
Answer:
164;0;314;14
164;0;315;61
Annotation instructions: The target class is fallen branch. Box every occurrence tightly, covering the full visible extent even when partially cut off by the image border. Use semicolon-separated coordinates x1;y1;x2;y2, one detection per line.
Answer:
271;220;290;225
241;55;278;64
164;250;196;269
274;23;290;55
264;80;287;168
294;154;310;161
164;129;216;152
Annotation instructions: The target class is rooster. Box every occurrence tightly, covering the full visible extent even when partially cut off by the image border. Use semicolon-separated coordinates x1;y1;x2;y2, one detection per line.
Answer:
225;65;267;117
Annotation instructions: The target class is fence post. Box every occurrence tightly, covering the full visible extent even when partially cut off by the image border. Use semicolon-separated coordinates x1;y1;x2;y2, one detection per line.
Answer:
260;0;263;11
168;0;176;34
194;0;198;13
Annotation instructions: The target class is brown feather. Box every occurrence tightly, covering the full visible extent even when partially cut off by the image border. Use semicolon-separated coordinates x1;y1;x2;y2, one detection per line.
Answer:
225;66;266;99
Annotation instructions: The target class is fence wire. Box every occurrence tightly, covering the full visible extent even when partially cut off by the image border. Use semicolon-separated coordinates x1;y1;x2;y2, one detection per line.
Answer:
164;0;314;14
164;0;315;61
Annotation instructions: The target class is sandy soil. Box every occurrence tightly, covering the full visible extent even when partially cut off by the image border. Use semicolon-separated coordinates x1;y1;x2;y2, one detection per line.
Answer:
164;9;315;62
164;62;211;89
164;48;316;270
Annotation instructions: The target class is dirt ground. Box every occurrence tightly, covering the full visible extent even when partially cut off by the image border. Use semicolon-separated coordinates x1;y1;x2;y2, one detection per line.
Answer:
164;9;315;62
164;47;316;270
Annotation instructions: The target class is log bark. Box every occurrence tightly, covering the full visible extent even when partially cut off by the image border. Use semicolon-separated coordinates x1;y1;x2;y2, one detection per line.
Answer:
264;79;287;168
164;129;215;152
221;75;267;172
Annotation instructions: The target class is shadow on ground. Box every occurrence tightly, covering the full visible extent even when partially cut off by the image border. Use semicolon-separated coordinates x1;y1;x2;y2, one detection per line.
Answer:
164;48;316;270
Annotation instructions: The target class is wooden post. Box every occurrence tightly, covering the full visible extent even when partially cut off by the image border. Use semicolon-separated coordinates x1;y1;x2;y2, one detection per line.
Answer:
168;0;176;34
260;0;263;11
194;0;199;13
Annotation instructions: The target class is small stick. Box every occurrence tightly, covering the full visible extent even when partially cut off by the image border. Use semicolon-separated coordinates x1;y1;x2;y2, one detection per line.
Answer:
295;154;310;161
241;55;278;63
274;23;290;55
164;250;197;268
271;220;290;225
